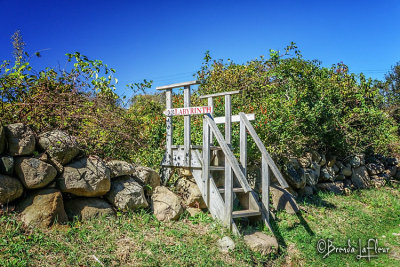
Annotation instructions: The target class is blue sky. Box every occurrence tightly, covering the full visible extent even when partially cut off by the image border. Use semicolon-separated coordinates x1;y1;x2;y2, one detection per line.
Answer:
1;0;399;98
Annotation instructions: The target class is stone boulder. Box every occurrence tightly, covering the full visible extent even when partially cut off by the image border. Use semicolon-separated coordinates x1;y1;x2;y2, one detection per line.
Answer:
0;156;14;175
15;157;57;189
134;166;161;195
5;123;36;156
342;165;352;177
351;166;370;189
38;130;79;165
270;185;299;214
284;162;306;189
0;126;5;154
349;155;365;168
175;177;206;208
0;174;24;205
105;176;148;210
303;167;319;186
17;188;68;228
244;232;279;255
64;198;114;221
106;160;136;178
217;236;235;253
58;156;111;197
152;186;183;221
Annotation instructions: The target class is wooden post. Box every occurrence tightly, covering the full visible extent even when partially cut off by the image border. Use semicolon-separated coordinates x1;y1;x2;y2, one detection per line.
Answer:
202;116;210;206
224;94;232;228
240;116;247;177
207;97;214;145
262;157;270;222
161;89;173;184
184;85;191;166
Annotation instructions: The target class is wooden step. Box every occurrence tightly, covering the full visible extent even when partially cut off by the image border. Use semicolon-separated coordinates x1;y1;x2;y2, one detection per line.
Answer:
209;166;225;171
218;188;245;193
171;145;222;150
232;210;261;219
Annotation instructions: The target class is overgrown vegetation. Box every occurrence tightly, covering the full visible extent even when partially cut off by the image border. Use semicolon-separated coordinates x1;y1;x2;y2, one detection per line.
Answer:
1;186;399;266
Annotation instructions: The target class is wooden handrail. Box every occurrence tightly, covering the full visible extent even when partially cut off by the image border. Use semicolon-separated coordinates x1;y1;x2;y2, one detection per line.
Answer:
204;115;252;193
199;90;240;99
156;80;199;90
239;112;289;189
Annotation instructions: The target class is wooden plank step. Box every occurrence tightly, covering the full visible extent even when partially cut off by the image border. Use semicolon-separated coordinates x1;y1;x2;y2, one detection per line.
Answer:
232;210;261;219
218;188;245;193
171;145;222;150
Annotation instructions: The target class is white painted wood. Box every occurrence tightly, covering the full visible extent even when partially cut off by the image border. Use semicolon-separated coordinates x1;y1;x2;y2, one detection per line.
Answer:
163;106;213;116
205;115;251;192
199;90;240;99
224;94;233;228
214;114;255;124
208;97;214;145
232;210;261;219
202;116;210;206
240;116;247;177
239;112;289;189
184;86;191;166
156;80;199;90
262;157;270;222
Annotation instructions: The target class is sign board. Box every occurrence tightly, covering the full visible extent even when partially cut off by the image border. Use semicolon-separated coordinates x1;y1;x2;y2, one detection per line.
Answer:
163;106;213;116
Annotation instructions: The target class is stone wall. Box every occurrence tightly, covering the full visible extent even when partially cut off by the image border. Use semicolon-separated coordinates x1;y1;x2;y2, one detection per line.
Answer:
282;151;399;196
0;123;176;228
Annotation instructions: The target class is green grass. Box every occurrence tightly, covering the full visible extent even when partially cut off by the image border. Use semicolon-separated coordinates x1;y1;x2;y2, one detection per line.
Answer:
0;185;399;266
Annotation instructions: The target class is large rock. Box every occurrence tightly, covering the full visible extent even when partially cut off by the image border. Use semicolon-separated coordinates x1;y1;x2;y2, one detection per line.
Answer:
38;130;79;165
270;185;299;214
105;176;148;210
284;162;306;189
0;126;5;154
106;160;135;178
17;188;68;228
152;186;183;221
0;156;14;175
15;157;57;189
58;156;111;197
64;198;114;221
5;123;36;156
0;174;24;205
303;167;319;186
351;166;370;189
244;232;279;255
175;177;206;209
134;166;161;195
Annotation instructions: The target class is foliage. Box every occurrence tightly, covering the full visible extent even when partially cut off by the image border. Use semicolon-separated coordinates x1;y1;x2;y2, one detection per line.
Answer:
0;32;152;163
196;44;399;163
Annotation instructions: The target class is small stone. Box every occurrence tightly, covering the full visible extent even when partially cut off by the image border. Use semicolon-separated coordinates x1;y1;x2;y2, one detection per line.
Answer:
0;156;14;175
244;232;278;255
386;157;399;166
344;188;351;196
349;155;361;168
327;156;336;167
388;165;397;177
320;167;334;182
298;153;312;168
5;123;36;156
311;151;322;164
284;162;306;189
319;154;327;166
335;173;346;181
366;163;385;176
217;236;235;253
303;168;318;186
332;164;340;174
